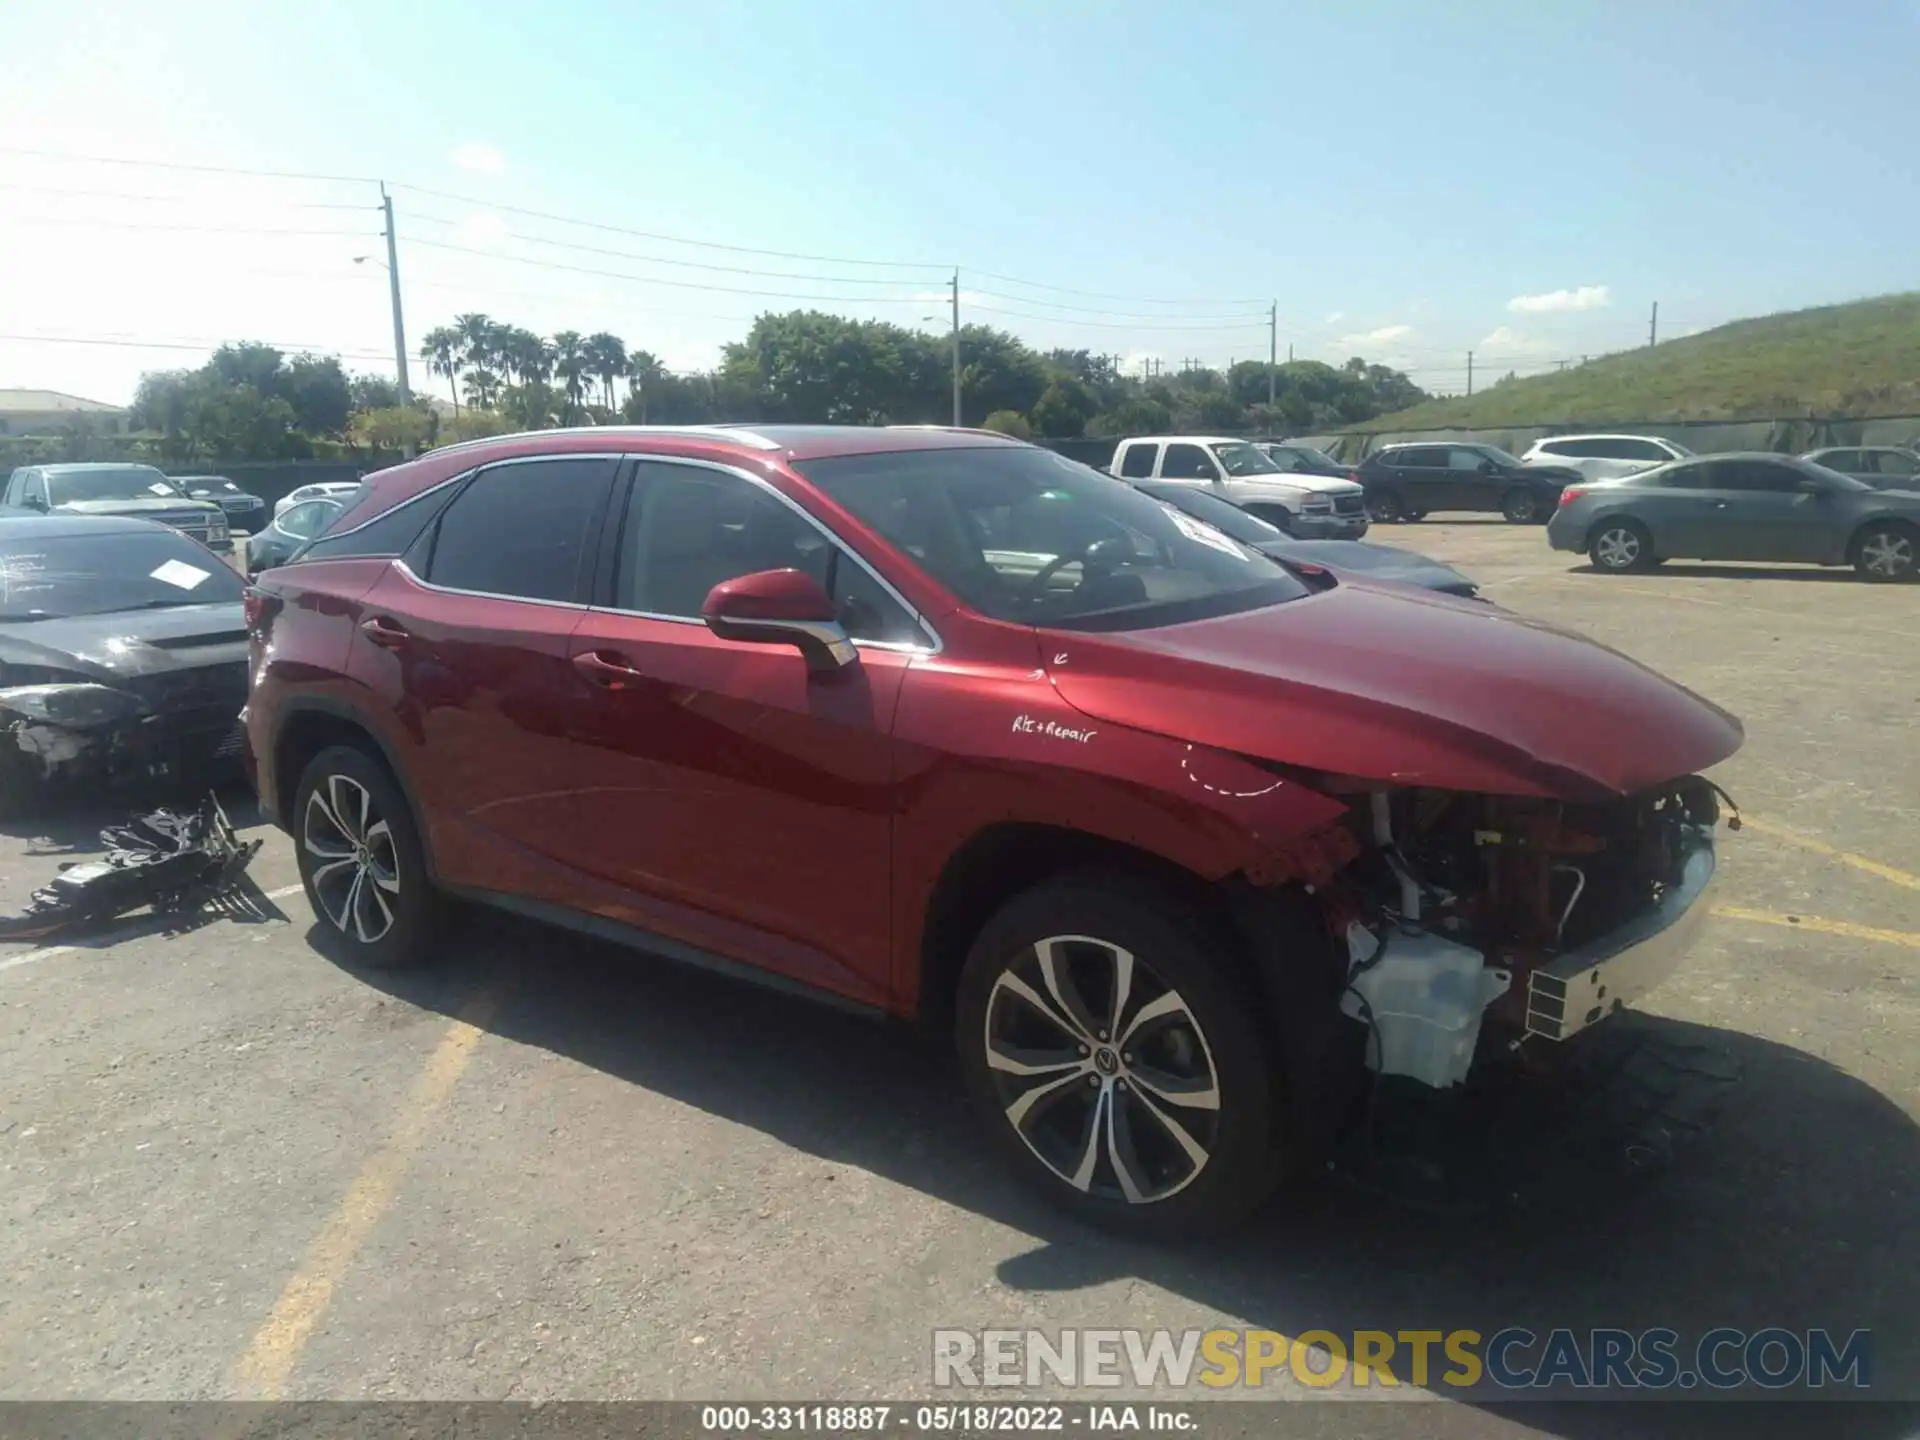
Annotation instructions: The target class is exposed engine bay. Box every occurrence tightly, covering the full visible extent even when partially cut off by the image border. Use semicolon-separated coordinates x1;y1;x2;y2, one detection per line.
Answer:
1315;775;1732;1090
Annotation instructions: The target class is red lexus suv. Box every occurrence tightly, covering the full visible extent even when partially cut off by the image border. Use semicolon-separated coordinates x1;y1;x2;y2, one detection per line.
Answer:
244;424;1742;1233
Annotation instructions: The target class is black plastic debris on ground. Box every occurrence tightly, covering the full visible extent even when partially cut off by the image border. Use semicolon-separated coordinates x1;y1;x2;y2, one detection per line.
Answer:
0;791;262;941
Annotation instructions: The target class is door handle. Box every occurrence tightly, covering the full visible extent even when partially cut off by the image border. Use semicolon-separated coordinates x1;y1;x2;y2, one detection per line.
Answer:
359;616;412;648
1710;500;1730;509
573;649;647;689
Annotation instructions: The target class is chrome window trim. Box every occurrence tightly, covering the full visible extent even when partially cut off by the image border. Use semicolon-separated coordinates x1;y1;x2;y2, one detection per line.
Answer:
393;558;593;613
602;454;944;655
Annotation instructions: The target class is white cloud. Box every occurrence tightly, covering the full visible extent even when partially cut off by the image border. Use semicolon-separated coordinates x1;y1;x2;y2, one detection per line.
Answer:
1120;350;1164;377
453;212;508;248
1337;323;1413;350
451;142;506;174
1323;310;1345;324
1507;285;1610;314
1478;324;1556;353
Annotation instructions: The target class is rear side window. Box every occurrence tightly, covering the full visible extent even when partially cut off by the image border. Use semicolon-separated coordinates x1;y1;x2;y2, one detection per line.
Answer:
278;500;338;540
1397;447;1447;468
1536;440;1577;458
423;457;616;602
1160;444;1216;480
299;480;456;563
1116;444;1156;479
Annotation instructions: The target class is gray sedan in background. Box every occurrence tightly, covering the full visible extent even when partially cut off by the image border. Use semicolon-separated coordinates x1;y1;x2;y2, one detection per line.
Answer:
1799;445;1920;490
1547;452;1920;582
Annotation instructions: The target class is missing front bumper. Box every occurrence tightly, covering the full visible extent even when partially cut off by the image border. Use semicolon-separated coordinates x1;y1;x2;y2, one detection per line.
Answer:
1526;826;1717;1041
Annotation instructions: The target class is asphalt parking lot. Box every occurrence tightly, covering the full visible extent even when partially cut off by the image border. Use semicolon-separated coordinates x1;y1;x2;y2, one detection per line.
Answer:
1;522;1916;1434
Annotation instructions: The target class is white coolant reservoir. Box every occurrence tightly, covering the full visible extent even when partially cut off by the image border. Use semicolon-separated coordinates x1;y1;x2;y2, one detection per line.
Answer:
1340;922;1512;1089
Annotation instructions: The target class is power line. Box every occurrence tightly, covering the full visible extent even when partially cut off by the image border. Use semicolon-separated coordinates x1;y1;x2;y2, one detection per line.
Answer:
966;304;1268;332
0;330;395;361
4;214;377;239
970;289;1274;323
0;180;374;210
399;211;947;286
965;267;1268;308
404;236;944;304
0;145;377;185
392;183;940;271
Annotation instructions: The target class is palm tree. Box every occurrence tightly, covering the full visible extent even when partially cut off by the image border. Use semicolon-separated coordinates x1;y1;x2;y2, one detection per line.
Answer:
463;368;504;410
503;327;552;387
625;349;666;422
454;313;499;406
583;332;628;411
420;326;463;414
550;331;590;424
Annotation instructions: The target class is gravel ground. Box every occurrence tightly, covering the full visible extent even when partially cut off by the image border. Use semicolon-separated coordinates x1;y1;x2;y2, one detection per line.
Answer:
0;521;1915;1438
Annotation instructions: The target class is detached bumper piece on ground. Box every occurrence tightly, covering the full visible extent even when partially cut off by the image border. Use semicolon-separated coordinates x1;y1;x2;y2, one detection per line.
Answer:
0;793;261;941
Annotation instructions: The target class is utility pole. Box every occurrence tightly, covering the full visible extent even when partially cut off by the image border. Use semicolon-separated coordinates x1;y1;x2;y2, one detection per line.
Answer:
1267;302;1277;412
1649;301;1658;348
950;269;962;426
380;183;411;403
1466;350;1474;397
1287;343;1293;363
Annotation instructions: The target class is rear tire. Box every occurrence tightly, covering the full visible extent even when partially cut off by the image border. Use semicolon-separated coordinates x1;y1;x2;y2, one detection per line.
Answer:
1588;518;1654;573
954;873;1283;1237
1367;491;1407;524
1852;521;1917;583
294;744;443;969
1502;487;1545;524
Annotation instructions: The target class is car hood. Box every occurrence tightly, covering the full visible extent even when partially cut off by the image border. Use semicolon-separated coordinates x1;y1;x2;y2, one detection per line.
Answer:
1042;582;1742;800
55;497;222;517
1256;538;1476;595
0;603;248;682
1246;471;1359;495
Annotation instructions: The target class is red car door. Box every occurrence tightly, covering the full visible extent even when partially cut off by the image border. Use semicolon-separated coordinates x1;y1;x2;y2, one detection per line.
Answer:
560;458;924;1008
349;454;618;901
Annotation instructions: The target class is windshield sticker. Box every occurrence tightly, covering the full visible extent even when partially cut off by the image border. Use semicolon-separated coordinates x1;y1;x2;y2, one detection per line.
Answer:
148;482;176;496
149;559;211;590
1012;713;1096;744
1160;504;1251;560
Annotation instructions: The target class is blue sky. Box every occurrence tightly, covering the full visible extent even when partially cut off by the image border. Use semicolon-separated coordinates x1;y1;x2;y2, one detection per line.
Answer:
2;0;1915;404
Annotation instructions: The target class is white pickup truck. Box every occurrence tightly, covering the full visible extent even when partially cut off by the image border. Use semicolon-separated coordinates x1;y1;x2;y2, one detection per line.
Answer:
1107;435;1368;538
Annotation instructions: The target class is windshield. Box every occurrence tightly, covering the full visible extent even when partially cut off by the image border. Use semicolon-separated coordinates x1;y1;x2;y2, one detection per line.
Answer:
1134;482;1284;543
1275;444;1339;469
0;530;245;619
1213;441;1284;476
182;478;242;496
796;447;1309;631
47;468;184;503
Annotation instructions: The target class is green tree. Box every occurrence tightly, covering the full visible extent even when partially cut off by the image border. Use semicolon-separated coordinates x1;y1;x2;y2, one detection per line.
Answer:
550;331;591;422
625;350;666;422
982;409;1033;439
281;354;352;436
1029;377;1097;437
583;332;628;410
1086;396;1173;437
350;374;403;412
420;327;463;413
350;406;435;454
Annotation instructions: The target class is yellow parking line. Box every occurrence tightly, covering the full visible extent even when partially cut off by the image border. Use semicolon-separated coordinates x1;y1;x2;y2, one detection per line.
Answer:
1714;905;1920;950
229;985;501;1399
1740;814;1920;893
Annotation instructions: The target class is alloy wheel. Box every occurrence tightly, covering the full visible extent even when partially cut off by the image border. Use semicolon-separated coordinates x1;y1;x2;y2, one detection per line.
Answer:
1860;530;1915;579
982;935;1221;1205
1504;490;1540;523
1595;526;1642;570
303;773;401;943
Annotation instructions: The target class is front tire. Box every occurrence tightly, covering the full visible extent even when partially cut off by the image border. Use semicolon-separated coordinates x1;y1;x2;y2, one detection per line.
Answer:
1852;521;1917;582
955;874;1282;1236
294;744;442;969
1588;518;1654;573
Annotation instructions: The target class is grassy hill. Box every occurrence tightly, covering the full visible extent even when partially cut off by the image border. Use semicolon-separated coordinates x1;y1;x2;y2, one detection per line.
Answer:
1362;293;1920;431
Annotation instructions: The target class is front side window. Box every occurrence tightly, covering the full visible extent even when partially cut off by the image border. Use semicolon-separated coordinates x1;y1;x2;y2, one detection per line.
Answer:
1658;464;1708;490
1620;439;1675;462
0;530;244;620
1159;444;1217;480
616;462;918;645
1116;444;1156;479
1873;450;1919;477
797;446;1309;632
1537;440;1578;458
423;457;615;602
1212;442;1283;477
1447;447;1488;471
1816;450;1861;472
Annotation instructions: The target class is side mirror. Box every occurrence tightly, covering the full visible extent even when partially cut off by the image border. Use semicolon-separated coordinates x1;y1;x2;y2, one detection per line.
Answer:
24;496;47;512
1478;460;1498;475
702;568;857;673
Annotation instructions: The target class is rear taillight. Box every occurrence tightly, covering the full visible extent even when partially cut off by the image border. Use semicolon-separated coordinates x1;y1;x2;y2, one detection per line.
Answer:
243;587;283;634
1558;486;1587;507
